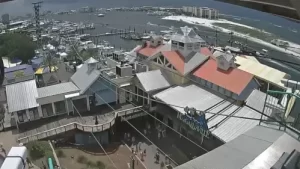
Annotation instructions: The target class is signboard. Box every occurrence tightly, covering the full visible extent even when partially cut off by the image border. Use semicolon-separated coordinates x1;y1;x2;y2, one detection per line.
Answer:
121;111;147;121
177;108;210;137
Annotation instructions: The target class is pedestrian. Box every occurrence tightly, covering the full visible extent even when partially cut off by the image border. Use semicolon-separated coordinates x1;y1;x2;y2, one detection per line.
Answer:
132;136;135;145
143;128;147;135
26;157;32;168
140;151;144;161
42;161;47;169
158;131;161;139
138;142;142;151
135;143;138;153
165;155;169;165
131;147;134;154
147;123;151;133
124;132;127;141
127;133;131;141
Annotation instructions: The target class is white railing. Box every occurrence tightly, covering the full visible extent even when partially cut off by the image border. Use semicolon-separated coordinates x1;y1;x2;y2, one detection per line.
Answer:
17;106;143;144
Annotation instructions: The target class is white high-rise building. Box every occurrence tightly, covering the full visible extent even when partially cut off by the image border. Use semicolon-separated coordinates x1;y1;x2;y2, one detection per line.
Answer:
182;6;219;20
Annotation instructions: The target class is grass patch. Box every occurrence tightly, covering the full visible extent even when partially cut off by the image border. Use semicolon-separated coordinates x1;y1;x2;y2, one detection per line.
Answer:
26;141;56;166
77;155;88;164
56;149;66;158
75;155;105;169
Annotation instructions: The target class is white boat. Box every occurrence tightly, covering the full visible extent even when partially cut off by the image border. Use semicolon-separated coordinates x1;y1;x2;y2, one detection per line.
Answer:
97;14;105;17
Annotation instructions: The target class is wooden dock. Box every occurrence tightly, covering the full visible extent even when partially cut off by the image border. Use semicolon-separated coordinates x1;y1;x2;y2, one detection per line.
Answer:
17;105;143;144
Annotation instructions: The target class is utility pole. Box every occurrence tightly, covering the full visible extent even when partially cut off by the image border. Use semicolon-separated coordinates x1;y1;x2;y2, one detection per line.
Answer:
215;29;218;47
229;32;234;47
32;1;43;48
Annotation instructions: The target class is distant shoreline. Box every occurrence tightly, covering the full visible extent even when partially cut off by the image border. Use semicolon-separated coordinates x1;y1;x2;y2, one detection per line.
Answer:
162;15;300;57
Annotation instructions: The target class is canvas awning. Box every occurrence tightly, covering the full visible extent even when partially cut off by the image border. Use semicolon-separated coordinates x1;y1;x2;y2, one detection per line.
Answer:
35;66;58;75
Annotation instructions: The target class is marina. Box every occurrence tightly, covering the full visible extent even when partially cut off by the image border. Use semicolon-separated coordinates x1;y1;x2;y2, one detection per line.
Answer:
0;1;300;169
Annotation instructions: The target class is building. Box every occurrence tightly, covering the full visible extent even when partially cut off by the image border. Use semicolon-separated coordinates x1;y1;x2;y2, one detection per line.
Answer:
174;125;300;169
137;26;209;85
3;64;35;86
182;6;219;19
192;58;259;102
5;80;83;128
234;56;290;91
1;14;9;25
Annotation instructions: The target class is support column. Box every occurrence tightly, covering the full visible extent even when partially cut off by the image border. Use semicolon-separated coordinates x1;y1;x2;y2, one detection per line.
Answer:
65;99;69;115
52;102;56;115
86;96;90;111
37;106;43;118
14;112;19;130
26;110;30;122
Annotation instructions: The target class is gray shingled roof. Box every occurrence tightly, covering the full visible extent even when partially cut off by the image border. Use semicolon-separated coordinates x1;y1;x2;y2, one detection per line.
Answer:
37;82;80;98
6;80;39;113
70;63;100;94
136;70;171;92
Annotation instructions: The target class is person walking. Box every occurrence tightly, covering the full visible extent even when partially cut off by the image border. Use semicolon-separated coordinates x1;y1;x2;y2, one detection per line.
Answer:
26;157;32;168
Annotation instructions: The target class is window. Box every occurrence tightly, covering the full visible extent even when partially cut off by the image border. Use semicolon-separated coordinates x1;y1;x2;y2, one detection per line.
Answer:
171;40;178;45
42;104;54;117
17;110;27;122
29;108;39;120
178;42;185;47
54;101;66;114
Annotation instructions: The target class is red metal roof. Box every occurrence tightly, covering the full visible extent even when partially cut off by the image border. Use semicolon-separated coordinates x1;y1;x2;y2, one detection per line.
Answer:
161;51;185;75
137;42;164;57
193;59;254;95
200;47;213;57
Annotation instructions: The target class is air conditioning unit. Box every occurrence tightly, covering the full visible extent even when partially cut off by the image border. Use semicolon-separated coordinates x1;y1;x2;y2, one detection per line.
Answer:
116;64;132;77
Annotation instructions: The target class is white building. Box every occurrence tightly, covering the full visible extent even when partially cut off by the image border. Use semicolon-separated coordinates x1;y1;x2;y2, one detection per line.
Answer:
182;6;219;20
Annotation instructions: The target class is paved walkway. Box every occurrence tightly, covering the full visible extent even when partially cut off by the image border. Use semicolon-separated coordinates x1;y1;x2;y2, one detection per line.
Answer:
17;104;139;143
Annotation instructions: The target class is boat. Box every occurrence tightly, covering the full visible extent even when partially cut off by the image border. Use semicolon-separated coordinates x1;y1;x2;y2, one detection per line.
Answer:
97;14;105;17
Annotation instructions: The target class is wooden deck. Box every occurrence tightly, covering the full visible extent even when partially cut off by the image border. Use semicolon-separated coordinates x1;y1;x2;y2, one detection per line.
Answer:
17;105;143;144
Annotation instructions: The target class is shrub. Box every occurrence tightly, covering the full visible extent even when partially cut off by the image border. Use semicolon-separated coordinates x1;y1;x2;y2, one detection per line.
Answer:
77;155;87;164
86;161;94;168
56;150;65;158
95;161;105;169
27;141;52;160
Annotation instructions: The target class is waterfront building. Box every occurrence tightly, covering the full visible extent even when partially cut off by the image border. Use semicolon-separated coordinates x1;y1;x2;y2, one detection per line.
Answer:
182;6;219;20
1;14;9;25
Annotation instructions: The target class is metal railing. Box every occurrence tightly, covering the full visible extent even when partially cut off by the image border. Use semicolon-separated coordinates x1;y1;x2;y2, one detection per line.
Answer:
17;106;143;144
260;90;300;139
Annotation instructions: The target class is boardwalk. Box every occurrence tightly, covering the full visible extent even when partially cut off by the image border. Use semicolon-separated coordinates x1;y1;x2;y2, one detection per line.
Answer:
17;104;143;144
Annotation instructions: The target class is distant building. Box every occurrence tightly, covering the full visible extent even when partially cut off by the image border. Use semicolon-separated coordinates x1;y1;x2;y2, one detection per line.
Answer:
1;13;9;25
182;6;219;20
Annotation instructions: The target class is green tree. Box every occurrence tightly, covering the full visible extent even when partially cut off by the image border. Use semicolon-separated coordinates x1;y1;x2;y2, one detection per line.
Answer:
0;33;36;63
49;40;59;49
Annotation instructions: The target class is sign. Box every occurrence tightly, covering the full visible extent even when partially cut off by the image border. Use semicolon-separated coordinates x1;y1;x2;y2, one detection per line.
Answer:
121;112;147;121
177;112;210;138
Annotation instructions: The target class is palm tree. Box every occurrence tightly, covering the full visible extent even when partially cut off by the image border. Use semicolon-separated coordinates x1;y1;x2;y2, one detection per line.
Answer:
43;51;58;73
